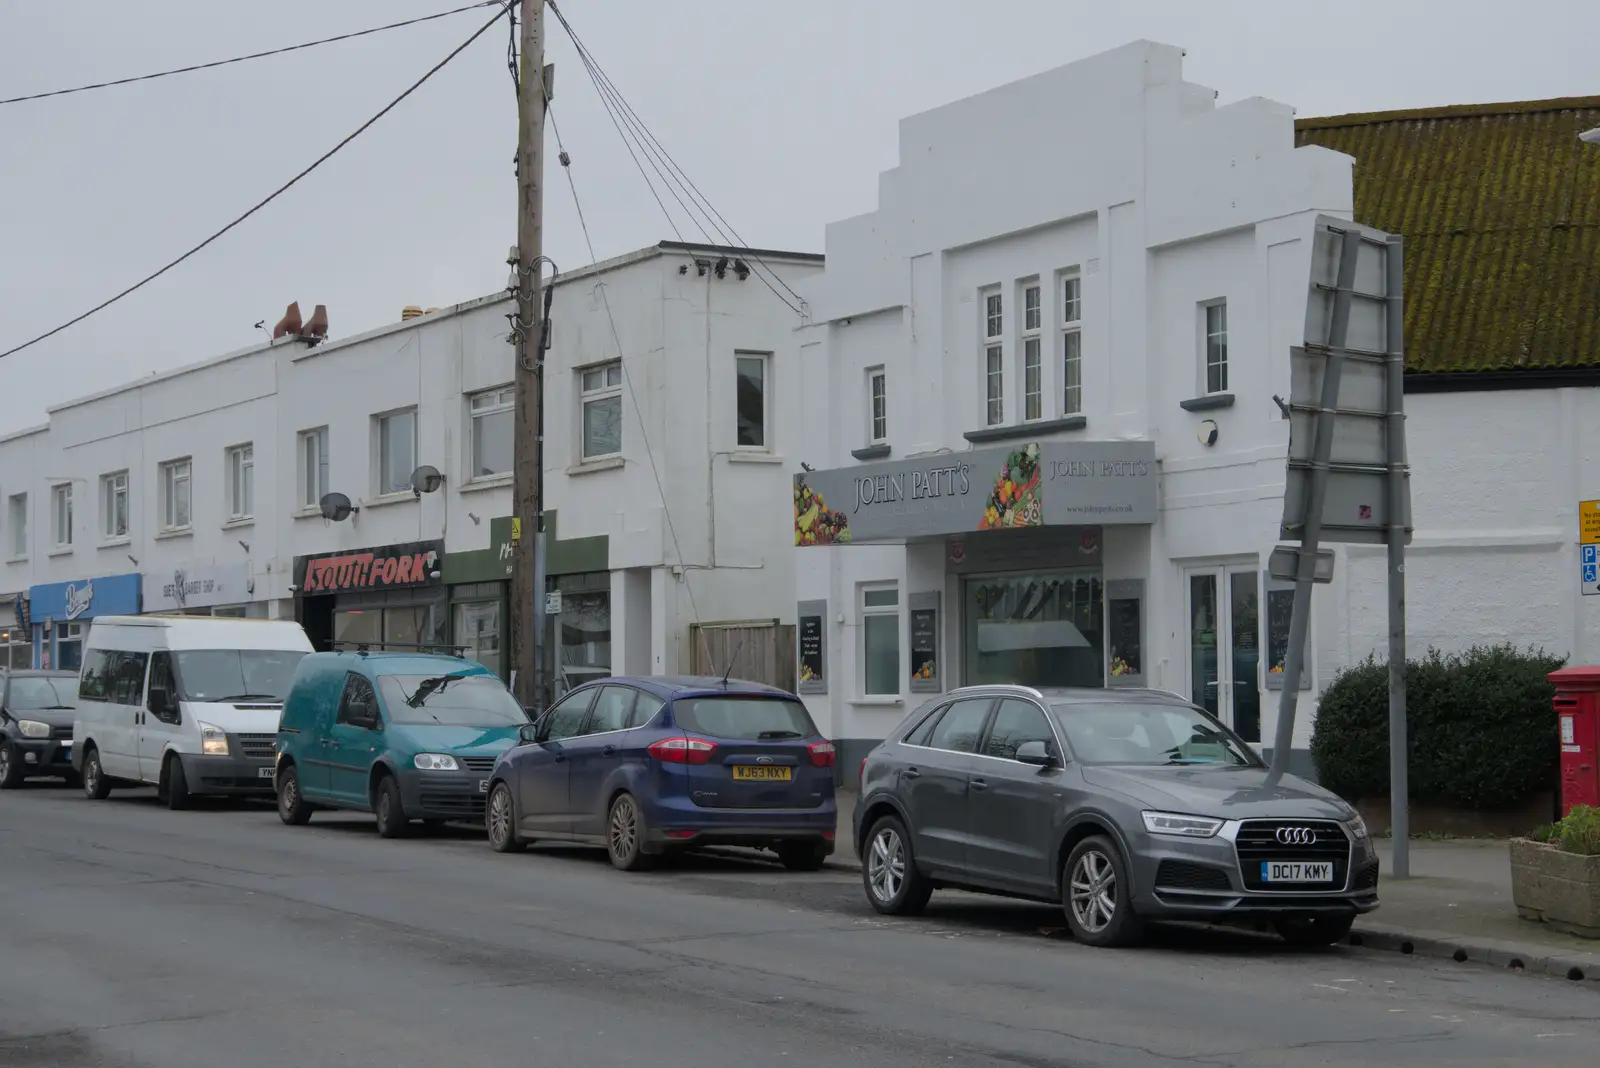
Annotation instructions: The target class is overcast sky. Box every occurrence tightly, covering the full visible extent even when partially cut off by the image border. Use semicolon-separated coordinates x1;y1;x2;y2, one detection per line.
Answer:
1;0;1595;431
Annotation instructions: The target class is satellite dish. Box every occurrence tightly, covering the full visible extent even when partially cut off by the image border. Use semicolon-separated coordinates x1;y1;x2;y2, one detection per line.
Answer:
319;492;356;522
410;465;445;495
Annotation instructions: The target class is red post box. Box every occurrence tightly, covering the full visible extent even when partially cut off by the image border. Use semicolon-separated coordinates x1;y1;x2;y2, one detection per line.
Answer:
1548;666;1600;816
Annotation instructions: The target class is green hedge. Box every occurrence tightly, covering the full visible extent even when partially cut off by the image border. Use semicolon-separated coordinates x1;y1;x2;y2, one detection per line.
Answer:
1310;645;1565;810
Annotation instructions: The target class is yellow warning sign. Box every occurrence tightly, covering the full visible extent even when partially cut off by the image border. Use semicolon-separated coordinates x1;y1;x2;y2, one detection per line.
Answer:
1582;500;1600;545
510;517;523;542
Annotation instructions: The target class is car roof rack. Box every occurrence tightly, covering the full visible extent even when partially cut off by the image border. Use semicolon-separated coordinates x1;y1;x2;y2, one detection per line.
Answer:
328;640;470;657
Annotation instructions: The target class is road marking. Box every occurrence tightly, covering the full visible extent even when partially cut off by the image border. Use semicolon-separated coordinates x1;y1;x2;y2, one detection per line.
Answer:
1311;983;1348;994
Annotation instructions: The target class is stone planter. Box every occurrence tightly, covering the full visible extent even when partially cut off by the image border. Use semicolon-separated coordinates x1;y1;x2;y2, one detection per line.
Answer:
1509;838;1600;938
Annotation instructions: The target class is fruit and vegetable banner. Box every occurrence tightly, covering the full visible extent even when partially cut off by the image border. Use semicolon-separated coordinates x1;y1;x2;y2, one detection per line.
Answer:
794;440;1156;546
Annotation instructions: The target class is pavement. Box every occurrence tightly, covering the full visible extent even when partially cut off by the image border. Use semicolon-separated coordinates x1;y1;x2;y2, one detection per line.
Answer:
2;782;1598;1068
833;790;1600;981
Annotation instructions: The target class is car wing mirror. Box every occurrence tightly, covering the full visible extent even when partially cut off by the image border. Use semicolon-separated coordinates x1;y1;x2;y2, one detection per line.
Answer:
1015;740;1058;767
518;723;540;746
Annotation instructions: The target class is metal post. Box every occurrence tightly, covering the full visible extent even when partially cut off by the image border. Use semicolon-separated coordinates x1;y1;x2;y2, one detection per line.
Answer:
1268;228;1364;782
1385;234;1410;877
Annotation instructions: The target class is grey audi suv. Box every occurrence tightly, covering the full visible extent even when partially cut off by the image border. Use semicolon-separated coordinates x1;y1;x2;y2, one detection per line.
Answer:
854;684;1378;948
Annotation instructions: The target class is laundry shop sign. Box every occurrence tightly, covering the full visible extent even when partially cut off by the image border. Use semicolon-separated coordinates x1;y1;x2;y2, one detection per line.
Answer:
794;440;1157;545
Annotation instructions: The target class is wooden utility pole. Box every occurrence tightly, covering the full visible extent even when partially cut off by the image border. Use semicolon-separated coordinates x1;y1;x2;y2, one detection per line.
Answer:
509;0;546;710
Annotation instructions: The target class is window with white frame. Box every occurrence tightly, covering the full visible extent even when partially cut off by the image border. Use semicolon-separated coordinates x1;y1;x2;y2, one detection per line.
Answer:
1203;300;1228;394
1061;272;1083;416
867;367;887;445
50;483;72;548
580;361;623;460
226;444;253;521
983;290;1003;426
100;471;128;540
159;459;192;531
376;408;417;495
735;352;770;450
7;493;26;558
469;386;514;479
299;426;329;508
861;585;900;696
1022;283;1042;421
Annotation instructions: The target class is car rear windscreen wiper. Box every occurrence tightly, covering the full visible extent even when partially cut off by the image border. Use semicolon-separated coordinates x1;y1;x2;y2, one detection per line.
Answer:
756;730;804;740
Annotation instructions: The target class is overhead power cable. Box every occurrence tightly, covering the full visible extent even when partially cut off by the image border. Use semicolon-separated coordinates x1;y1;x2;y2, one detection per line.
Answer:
546;0;809;317
0;1;507;106
0;3;512;363
536;80;711;661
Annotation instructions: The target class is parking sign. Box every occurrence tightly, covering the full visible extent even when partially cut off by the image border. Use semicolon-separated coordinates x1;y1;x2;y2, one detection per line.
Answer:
1585;547;1600;596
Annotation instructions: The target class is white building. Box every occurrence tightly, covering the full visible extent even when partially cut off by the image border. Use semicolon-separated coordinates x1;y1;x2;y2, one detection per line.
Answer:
0;241;823;703
789;41;1360;775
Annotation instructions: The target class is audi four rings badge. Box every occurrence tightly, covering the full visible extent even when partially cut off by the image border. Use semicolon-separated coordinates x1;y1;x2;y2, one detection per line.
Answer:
1276;826;1314;845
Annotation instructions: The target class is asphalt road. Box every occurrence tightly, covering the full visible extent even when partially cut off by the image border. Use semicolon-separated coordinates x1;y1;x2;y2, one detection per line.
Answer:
1;783;1596;1068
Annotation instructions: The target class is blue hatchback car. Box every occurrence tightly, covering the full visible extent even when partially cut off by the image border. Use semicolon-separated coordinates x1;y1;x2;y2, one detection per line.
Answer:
484;675;838;871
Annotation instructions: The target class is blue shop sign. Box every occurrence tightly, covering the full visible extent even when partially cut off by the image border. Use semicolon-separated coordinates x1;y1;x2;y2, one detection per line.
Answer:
28;573;141;622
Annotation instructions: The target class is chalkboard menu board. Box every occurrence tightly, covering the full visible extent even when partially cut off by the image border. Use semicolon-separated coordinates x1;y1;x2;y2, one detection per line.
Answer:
908;591;941;693
799;616;824;686
1104;579;1144;686
910;610;937;682
1264;583;1310;690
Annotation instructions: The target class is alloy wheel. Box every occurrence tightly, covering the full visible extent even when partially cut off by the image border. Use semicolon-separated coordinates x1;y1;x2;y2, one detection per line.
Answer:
0;746;10;781
85;757;99;793
867;827;906;903
609;796;638;861
1069;849;1118;934
489;787;512;847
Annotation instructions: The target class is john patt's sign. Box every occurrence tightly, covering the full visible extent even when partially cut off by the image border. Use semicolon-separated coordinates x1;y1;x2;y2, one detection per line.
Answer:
293;540;444;594
794;440;1157;545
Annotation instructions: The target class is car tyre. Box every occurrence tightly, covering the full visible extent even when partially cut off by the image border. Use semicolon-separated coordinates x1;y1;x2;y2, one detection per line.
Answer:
1062;834;1144;948
486;782;526;853
162;754;191;811
776;841;829;872
1274;914;1356;948
0;741;24;790
276;764;314;826
373;775;411;839
606;792;654;872
862;815;933;915
81;746;112;800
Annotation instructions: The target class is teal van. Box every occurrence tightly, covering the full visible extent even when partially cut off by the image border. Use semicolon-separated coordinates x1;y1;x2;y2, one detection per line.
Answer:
273;651;529;837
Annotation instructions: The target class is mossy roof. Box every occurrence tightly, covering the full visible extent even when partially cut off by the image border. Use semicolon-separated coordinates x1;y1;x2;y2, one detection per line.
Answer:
1296;96;1600;375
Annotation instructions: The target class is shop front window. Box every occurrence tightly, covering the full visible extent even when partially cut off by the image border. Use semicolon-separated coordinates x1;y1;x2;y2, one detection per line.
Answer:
333;594;446;652
2;627;31;669
964;570;1103;689
454;600;502;679
55;621;87;672
555;590;611;695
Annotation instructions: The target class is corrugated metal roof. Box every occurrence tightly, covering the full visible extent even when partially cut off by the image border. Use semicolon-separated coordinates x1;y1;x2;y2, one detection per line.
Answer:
1297;96;1600;375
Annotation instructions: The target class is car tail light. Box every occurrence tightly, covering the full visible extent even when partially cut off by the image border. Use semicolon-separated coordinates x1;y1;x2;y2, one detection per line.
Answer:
647;736;716;765
807;740;837;767
859;757;867;790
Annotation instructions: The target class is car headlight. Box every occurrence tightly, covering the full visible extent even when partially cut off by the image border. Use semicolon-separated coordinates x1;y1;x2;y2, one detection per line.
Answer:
1141;811;1225;838
198;722;229;756
413;753;459;771
1344;813;1369;841
17;720;51;739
